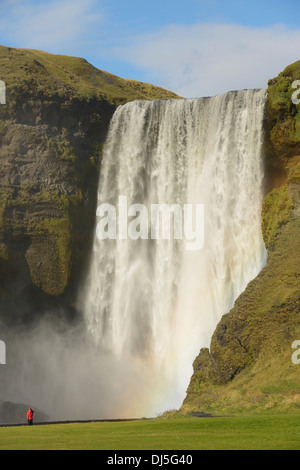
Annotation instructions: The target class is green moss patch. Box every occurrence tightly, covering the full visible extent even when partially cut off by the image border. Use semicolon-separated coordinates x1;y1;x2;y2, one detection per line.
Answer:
262;185;294;250
266;60;300;159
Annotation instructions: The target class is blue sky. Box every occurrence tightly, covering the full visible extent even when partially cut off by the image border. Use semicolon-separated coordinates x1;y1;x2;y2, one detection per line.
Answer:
0;0;299;97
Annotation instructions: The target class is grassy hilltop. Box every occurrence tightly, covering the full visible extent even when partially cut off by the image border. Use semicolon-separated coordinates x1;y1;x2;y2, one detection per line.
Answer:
0;45;179;104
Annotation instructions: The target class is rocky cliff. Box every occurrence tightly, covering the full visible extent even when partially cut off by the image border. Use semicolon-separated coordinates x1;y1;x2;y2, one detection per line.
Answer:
182;60;300;414
0;45;179;324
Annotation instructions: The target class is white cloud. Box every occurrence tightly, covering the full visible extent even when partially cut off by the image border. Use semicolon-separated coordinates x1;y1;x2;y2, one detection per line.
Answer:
0;0;105;54
114;23;300;98
1;2;299;97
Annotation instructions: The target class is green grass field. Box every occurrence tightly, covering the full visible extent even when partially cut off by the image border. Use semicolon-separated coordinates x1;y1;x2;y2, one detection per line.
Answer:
0;414;299;450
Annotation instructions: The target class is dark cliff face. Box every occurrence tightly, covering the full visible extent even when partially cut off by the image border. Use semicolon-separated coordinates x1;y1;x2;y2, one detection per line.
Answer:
183;61;300;415
0;94;116;323
0;45;180;325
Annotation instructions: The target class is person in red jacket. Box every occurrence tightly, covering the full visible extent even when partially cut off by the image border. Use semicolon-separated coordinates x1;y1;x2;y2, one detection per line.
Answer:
26;407;34;425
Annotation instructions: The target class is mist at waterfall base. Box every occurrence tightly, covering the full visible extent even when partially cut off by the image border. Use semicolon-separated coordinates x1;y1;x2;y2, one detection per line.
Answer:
0;90;267;422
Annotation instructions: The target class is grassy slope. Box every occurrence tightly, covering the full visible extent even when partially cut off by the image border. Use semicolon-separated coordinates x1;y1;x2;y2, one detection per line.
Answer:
0;415;299;450
182;58;300;415
182;176;300;415
0;45;180;105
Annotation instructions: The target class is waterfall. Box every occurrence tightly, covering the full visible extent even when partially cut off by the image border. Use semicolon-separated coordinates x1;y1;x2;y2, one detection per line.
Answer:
80;89;267;417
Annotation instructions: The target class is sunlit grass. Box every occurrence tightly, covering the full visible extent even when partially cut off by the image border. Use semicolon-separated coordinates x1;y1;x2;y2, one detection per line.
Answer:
0;45;180;105
0;414;299;450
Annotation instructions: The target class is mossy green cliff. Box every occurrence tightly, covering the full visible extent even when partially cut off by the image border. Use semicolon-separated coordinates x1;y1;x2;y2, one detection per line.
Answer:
0;45;180;323
182;62;300;415
264;60;300;191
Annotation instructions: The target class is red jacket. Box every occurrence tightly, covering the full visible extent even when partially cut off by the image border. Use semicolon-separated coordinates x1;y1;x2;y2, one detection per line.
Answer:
27;409;34;420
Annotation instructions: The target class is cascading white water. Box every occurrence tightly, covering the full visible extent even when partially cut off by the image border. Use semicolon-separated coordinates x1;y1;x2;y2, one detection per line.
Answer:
80;89;267;417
